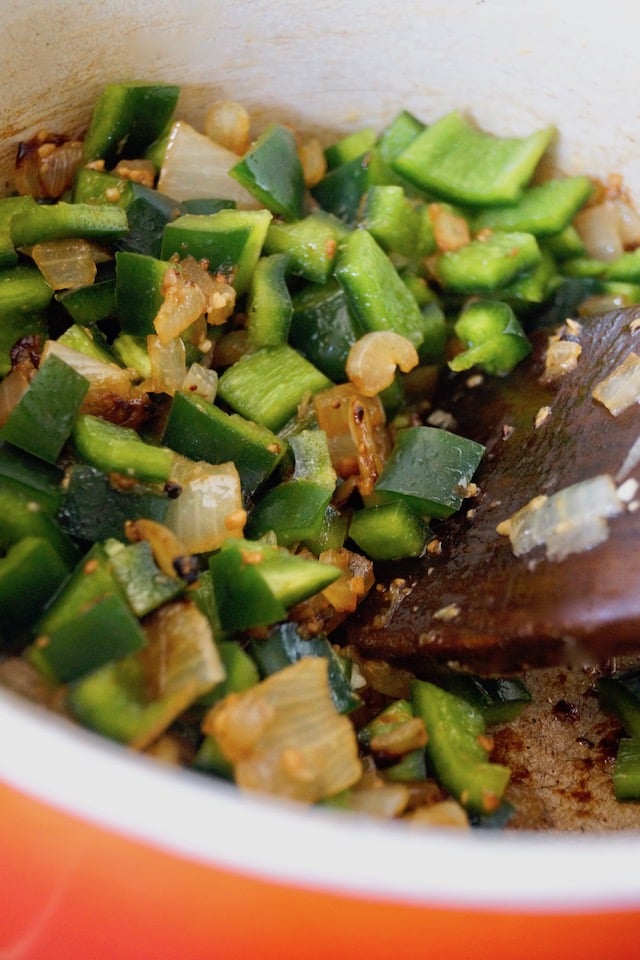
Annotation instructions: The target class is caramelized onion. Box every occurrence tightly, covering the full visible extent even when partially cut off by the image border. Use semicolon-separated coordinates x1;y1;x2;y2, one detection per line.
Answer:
593;352;640;416
203;657;362;803
14;133;83;199
30;238;97;290
346;331;419;397
157;120;260;206
204;100;251;155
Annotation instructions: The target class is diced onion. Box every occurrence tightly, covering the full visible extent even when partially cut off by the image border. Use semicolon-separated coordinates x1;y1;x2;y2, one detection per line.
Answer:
319;547;374;614
574;200;628;262
592;352;640;416
182;362;218;403
616;434;640;481
369;716;428;756
41;339;134;395
429;202;471;252
347;783;410;818
542;335;582;382
313;383;389;494
147;334;187;396
30;238;97;290
14;135;83;199
297;137;327;188
0;366;31;426
346;331;419;397
129;599;225;749
164;455;245;554
204;100;251;155
406;800;470;829
497;474;625;562
153;266;207;345
203;657;362;803
153;259;236;345
157;120;260;206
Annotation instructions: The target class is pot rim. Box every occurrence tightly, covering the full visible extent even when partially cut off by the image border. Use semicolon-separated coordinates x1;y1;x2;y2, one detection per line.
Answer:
2;686;640;912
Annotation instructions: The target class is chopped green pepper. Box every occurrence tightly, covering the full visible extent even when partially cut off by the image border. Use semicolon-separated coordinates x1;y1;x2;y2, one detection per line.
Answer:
411;678;511;815
373;425;484;519
393;110;554;206
1;353;89;464
229;124;305;221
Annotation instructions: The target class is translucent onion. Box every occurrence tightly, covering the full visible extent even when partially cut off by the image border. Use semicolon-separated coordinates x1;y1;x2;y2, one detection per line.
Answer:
153;266;207;345
0;366;31;427
146;334;187;396
319;547;374;614
592;352;640;416
182;362;218;403
429;202;471;252
14;135;83;199
164;455;245;554
496;473;625;562
346;331;419;397
157;120;260;206
313;383;390;495
369;717;428;756
575;201;627;262
297;137;327;188
121;599;225;749
204;100;251;155
203;657;362;803
30;238;97;290
347;783;410;818
406;800;470;829
41;339;134;396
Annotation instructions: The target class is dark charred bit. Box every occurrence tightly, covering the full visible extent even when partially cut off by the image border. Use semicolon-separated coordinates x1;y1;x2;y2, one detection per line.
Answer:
164;480;182;500
552;699;580;722
10;334;43;371
173;554;200;584
80;388;156;431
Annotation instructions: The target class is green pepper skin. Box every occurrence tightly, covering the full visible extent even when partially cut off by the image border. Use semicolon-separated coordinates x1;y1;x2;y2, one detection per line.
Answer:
393;110;554;206
163;390;286;497
108;539;185;617
29;591;146;684
72;414;175;484
334;228;426;349
10;202;128;247
0;264;53;375
349;500;430;561
246;253;292;348
82;83;180;166
264;211;349;284
208;538;341;632
373;425;484;520
217;344;332;433
0;537;69;634
230;124;305;221
434;231;542;294
1;354;89;464
449;299;532;377
160;209;272;294
57;464;170;542
472;176;594;237
411;679;511;815
289;280;358;382
613;739;640;801
245;479;333;546
598;669;640;739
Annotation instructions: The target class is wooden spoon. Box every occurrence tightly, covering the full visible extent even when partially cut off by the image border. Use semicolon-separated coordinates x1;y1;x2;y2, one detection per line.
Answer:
345;304;640;673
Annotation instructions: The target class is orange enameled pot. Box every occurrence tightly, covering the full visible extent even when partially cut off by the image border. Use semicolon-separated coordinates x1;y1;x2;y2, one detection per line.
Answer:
2;1;640;957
